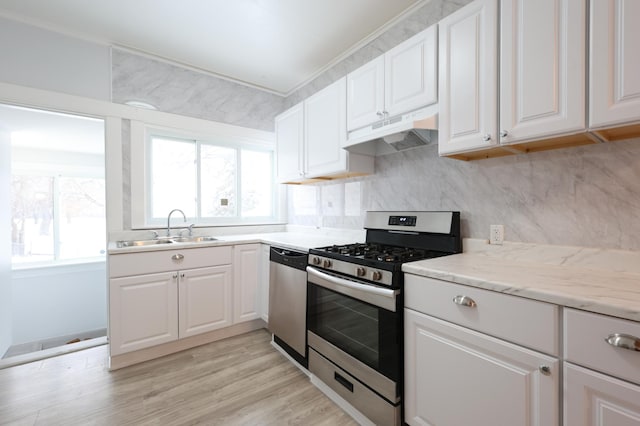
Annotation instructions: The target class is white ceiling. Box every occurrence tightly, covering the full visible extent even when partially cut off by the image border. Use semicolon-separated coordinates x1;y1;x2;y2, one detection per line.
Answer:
0;0;426;95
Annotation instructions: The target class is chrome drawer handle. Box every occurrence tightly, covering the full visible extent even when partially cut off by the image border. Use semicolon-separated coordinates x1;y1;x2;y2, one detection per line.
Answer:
171;253;184;262
605;333;640;352
453;295;477;308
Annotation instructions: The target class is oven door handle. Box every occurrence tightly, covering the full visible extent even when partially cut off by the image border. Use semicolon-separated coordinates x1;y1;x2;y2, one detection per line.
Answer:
307;266;399;312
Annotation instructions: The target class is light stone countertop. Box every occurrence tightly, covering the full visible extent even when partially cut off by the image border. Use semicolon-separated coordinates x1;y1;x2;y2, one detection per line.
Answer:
402;239;640;322
108;229;365;254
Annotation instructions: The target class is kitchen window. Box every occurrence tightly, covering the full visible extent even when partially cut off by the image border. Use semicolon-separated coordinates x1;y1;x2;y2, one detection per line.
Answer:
132;122;278;227
6;105;107;267
11;174;106;265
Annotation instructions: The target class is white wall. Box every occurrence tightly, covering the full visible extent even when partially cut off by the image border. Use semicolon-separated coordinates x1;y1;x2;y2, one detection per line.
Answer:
0;17;110;101
11;262;107;344
0;129;12;356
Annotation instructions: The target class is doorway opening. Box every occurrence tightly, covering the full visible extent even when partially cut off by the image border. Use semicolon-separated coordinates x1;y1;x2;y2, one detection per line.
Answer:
0;103;107;366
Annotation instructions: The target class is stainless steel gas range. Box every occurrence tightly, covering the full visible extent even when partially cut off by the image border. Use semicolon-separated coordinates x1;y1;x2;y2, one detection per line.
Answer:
306;211;461;425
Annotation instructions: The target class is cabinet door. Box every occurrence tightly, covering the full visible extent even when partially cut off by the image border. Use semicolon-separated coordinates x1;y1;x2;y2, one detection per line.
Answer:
500;0;585;144
109;272;178;356
405;309;559;426
565;363;640;426
590;0;640;129
438;0;499;155
275;103;304;183
304;77;347;177
259;244;270;322
178;265;232;338
233;243;260;323
385;25;438;118
346;55;384;131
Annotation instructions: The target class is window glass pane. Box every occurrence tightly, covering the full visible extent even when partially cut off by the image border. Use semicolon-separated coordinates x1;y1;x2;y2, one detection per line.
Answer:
11;175;54;263
150;137;196;218
58;177;106;259
241;150;273;217
201;144;237;217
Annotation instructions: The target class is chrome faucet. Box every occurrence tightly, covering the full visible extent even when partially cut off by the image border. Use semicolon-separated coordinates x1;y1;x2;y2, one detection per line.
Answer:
167;209;187;237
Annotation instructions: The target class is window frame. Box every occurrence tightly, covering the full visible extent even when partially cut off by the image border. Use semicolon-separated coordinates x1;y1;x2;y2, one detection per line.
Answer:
131;121;280;229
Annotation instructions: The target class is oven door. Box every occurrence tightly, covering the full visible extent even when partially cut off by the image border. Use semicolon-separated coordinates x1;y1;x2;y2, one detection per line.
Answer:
306;266;401;388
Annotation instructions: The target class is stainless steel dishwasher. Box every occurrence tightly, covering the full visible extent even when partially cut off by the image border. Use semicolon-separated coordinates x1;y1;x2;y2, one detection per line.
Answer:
268;246;309;368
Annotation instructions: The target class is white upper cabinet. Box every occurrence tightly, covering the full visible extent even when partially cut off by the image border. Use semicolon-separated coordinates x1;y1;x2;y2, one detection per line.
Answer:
590;0;640;132
439;0;586;157
347;56;385;131
347;25;438;132
385;25;438;118
275;103;304;183
438;0;498;155
275;77;373;183
305;77;348;177
500;0;585;144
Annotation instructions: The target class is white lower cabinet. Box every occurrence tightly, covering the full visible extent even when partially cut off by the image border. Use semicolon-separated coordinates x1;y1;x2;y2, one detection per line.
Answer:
109;265;232;355
404;308;559;426
259;244;270;322
403;274;640;426
109;271;179;356
565;363;640;426
233;243;260;324
564;308;640;426
179;265;233;338
108;244;259;358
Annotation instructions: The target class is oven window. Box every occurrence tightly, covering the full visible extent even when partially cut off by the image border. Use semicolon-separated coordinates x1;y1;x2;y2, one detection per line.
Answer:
308;284;399;381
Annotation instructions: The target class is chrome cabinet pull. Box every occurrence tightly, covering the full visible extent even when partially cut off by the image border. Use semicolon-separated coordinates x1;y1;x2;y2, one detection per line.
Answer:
172;273;178;279
171;253;184;262
605;333;640;352
539;365;551;375
500;130;509;138
482;134;491;142
453;295;477;308
180;273;185;279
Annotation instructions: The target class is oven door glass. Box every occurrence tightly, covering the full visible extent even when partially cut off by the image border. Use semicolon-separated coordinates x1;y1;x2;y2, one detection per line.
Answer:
307;282;399;382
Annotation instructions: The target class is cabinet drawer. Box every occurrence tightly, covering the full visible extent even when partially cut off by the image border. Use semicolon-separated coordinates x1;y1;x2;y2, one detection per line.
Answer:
109;246;232;277
309;348;400;426
405;274;559;355
565;308;640;385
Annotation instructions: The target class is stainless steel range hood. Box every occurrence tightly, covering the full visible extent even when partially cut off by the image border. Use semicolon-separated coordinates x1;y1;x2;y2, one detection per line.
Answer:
344;105;438;156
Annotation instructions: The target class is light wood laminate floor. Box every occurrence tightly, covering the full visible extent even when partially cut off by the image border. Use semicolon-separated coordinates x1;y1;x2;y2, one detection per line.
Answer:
0;329;358;425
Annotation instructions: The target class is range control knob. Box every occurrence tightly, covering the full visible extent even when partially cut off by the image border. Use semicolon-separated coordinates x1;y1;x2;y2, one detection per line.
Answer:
356;267;366;277
323;259;332;268
371;271;382;281
312;257;321;265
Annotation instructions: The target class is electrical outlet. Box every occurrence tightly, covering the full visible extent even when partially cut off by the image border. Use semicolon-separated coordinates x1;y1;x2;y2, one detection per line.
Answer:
490;225;504;245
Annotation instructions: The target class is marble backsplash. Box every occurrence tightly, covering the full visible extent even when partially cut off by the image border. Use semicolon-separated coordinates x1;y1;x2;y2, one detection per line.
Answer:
111;49;284;132
108;0;640;252
287;138;640;251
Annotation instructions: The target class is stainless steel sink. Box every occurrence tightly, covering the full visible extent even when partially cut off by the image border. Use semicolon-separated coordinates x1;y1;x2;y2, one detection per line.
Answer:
115;236;217;248
116;239;174;248
170;236;218;243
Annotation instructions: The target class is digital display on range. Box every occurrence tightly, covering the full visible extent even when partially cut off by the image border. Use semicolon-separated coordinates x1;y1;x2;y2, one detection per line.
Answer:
388;215;417;226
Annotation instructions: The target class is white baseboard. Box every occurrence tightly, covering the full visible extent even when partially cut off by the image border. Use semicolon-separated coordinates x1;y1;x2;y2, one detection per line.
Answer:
0;336;107;370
